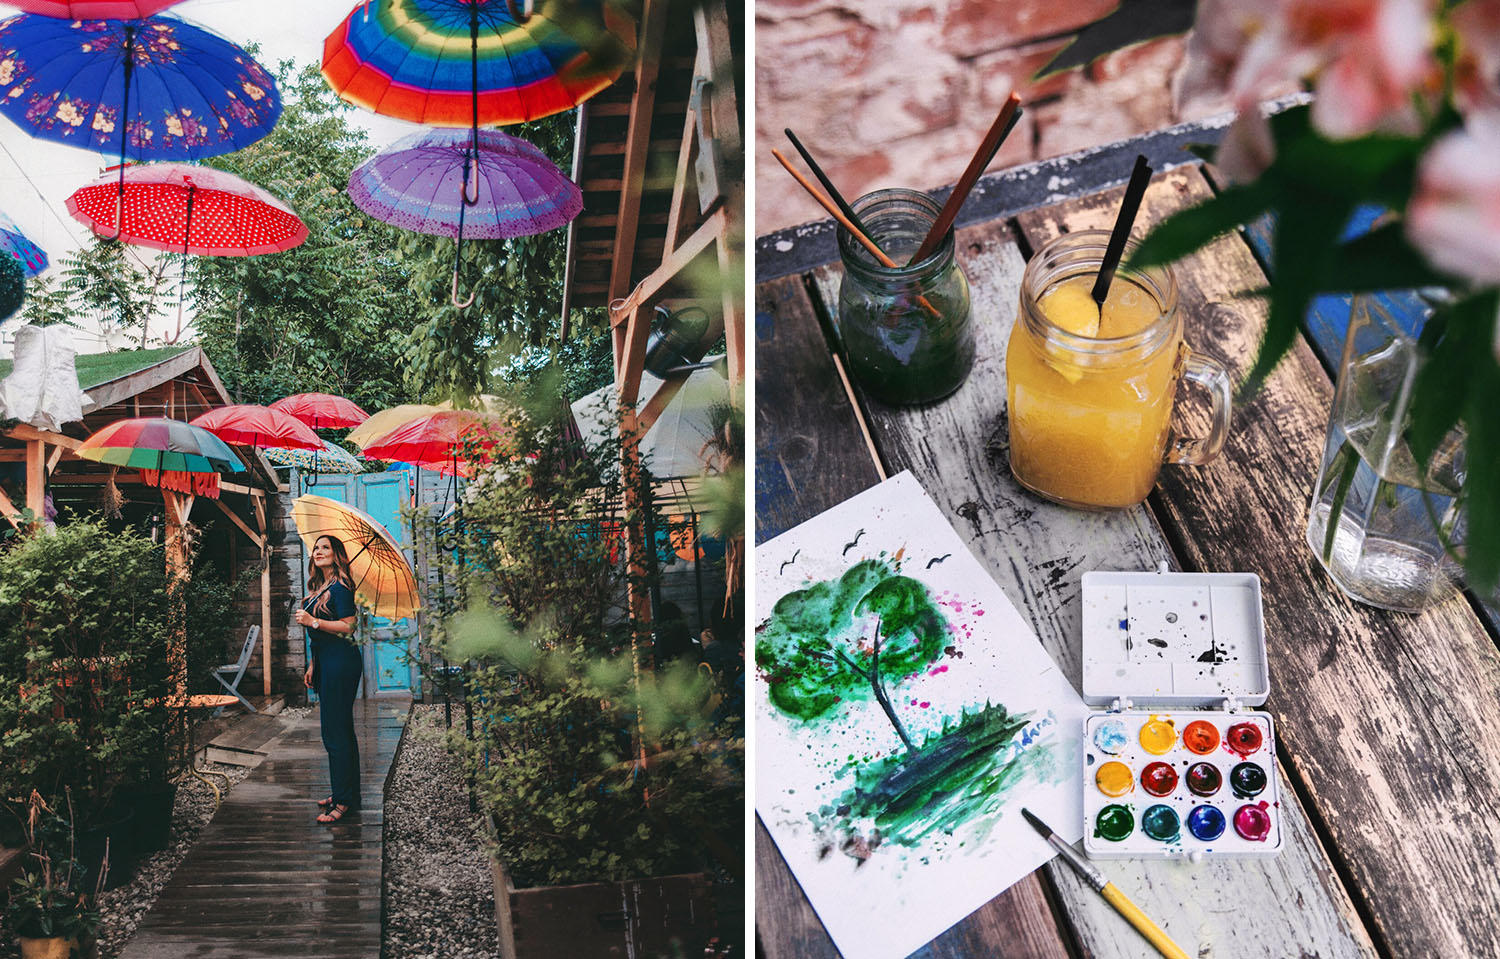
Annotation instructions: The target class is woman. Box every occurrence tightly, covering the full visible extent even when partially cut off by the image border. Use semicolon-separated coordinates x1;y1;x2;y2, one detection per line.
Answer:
296;535;361;824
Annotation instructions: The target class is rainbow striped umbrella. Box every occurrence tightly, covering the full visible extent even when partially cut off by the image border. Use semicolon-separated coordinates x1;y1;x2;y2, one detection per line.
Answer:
77;417;245;473
321;0;635;128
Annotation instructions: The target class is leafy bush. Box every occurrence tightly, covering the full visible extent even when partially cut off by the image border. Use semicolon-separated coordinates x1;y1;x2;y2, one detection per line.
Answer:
3;792;100;943
0;519;240;832
419;407;743;888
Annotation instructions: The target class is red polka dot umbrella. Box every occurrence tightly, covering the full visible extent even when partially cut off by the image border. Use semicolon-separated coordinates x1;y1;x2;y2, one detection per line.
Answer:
66;164;307;256
9;1;182;16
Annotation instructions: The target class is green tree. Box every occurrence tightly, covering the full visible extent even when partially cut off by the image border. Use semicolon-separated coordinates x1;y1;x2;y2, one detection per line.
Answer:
756;559;947;751
185;62;424;410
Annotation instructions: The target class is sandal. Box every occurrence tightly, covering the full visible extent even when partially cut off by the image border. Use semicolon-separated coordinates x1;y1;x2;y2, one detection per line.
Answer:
316;796;335;809
316;803;351;824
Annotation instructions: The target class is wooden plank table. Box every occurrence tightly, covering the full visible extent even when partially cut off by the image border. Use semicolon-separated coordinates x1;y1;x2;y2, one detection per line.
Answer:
755;147;1500;959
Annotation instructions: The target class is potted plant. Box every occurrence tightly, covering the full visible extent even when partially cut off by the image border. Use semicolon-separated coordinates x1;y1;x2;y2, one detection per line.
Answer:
417;405;743;958
3;792;102;959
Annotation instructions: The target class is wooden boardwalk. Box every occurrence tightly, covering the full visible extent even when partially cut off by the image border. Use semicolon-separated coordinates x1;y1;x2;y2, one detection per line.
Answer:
119;698;409;959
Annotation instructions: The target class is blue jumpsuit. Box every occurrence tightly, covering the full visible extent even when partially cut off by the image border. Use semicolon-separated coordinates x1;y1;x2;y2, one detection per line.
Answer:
306;581;362;809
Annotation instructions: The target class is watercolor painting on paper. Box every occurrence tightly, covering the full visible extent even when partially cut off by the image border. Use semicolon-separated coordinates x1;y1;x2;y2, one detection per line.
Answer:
755;472;1088;959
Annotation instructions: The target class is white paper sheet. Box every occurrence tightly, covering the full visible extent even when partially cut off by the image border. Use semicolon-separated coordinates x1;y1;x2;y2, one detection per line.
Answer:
755;472;1088;959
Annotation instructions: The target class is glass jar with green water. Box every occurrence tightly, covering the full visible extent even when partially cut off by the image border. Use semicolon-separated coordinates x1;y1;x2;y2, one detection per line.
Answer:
836;188;974;405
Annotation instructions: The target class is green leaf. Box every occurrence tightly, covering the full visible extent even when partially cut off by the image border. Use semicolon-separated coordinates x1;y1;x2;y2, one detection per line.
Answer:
1034;0;1197;78
1407;296;1486;468
1243;188;1352;395
1322;224;1457;292
1128;181;1277;271
1464;359;1500;593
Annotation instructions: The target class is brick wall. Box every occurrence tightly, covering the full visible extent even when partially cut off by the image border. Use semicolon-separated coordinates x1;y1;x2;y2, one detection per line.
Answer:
755;1;1231;233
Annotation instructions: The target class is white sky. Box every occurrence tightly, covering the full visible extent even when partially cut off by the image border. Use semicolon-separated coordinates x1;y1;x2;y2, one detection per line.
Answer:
0;0;425;274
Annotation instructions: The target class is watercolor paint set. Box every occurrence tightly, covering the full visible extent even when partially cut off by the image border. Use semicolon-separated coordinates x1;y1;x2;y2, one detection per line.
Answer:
1079;568;1283;860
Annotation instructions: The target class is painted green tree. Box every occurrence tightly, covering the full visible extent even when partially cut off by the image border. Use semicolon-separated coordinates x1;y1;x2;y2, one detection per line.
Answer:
756;559;947;751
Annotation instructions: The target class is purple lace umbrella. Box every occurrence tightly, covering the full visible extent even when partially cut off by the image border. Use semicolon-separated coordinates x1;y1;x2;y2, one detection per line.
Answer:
347;127;581;307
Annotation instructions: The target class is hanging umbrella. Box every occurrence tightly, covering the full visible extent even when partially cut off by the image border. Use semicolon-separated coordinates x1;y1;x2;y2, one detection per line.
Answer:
349;127;580;306
67;164;307;255
0;14;281;236
291;494;421;619
262;438;365;474
347;403;444;450
9;1;182;17
361;409;489;470
189;405;321;450
78;417;245;473
270;393;370;430
0;208;47;277
321;0;634;129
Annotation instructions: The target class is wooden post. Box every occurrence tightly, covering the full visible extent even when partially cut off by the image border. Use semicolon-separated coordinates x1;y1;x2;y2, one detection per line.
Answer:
253;495;271;698
24;439;44;520
162;490;195;694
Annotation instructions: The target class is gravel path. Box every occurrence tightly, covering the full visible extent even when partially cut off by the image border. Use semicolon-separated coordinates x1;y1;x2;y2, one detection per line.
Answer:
383;703;501;959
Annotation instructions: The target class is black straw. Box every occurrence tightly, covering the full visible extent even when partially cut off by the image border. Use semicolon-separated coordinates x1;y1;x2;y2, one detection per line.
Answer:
784;128;873;241
1091;154;1153;307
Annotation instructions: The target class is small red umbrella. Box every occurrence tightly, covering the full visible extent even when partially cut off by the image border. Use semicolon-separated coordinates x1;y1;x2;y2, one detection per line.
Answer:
190;405;322;451
362;410;488;471
67;164;307;256
10;1;182;17
270;393;370;430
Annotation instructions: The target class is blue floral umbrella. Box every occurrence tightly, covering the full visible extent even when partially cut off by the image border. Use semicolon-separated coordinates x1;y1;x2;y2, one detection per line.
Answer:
0;208;46;277
262;438;364;474
0;14;280;233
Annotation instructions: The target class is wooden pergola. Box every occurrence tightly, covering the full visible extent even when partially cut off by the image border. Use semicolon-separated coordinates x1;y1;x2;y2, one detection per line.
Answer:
560;0;744;629
0;344;283;697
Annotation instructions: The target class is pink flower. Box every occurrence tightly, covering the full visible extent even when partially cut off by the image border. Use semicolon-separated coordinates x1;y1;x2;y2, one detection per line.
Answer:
1178;0;1439;140
1454;0;1500;116
1406;114;1500;285
1217;107;1279;182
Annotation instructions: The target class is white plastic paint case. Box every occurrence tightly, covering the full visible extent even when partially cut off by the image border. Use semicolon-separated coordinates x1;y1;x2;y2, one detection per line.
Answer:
1079;568;1284;860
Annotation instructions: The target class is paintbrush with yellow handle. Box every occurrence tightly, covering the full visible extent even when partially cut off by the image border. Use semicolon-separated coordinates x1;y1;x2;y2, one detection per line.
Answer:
1021;808;1191;959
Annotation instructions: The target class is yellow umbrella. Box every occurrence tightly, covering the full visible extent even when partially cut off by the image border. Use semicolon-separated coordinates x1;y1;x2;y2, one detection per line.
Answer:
347;403;443;450
291;495;420;620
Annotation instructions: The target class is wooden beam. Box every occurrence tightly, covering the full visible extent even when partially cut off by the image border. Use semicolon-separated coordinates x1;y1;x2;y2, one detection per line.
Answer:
0;450;24;462
46;445;64;474
609;207;726;332
85;346;203;413
253;496;271;698
24;440;44;518
211;498;265;547
560;102;589;343
663;45;705;255
162;489;194;702
5;423;82;450
608;0;671;362
0;486;21;529
693;0;743;168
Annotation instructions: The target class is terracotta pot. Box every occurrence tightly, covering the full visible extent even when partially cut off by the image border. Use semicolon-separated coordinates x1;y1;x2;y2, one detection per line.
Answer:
18;937;73;959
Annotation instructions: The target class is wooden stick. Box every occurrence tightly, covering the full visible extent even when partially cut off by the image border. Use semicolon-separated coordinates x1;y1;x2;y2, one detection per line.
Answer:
771;149;941;318
1092;154;1154;306
909;92;1022;265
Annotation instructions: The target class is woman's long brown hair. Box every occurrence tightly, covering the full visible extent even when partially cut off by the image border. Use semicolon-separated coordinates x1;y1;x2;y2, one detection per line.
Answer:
306;535;355;615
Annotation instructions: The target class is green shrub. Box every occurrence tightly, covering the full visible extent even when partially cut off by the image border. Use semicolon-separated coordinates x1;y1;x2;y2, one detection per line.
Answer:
0;518;241;831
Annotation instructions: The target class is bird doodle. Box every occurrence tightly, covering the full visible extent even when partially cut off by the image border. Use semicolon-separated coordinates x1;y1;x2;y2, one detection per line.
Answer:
926;553;952;569
780;549;800;575
842;529;866;556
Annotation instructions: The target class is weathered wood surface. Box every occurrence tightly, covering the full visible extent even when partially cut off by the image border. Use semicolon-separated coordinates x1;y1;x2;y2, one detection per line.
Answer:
752;273;1072;959
118;699;408;959
1016;166;1500;958
805;217;1376;959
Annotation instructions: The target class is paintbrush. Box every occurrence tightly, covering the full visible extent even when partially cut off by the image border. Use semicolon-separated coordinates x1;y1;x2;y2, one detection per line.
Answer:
772;148;940;318
908;92;1023;265
1021;808;1191;959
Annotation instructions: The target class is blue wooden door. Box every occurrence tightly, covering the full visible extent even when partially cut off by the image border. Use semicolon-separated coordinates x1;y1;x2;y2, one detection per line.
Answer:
296;469;420;698
359;472;420;695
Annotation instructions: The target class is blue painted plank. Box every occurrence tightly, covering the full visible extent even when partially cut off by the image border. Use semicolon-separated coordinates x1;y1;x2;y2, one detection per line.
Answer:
1239;205;1431;372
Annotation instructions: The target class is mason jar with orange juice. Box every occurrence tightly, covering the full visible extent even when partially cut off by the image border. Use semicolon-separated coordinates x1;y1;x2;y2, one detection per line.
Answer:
1006;230;1231;509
